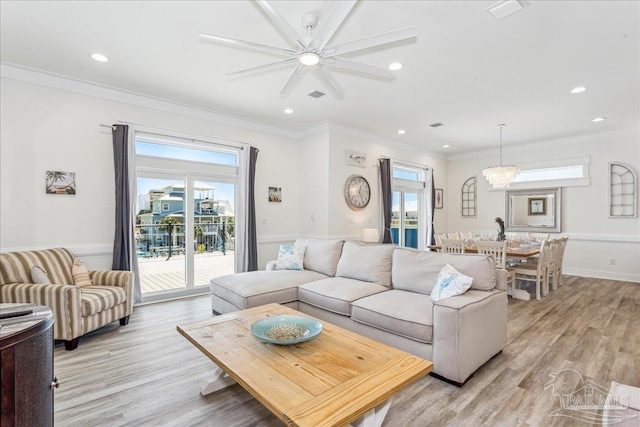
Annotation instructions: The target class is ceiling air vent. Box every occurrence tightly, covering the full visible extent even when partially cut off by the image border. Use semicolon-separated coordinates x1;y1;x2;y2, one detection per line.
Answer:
429;122;443;128
307;90;326;99
487;0;524;20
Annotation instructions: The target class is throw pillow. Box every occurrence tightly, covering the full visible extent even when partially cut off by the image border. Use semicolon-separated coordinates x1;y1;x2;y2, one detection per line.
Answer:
275;245;306;271
430;263;473;302
72;259;93;287
30;265;52;284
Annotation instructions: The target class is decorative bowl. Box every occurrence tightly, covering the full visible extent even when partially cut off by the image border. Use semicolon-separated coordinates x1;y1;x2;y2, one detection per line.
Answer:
250;315;323;345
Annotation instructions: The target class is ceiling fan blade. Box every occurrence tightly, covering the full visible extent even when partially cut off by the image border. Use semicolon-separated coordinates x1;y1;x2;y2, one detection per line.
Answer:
199;32;296;55
280;64;306;98
227;58;298;76
310;0;357;51
256;0;304;49
323;26;417;57
313;66;345;99
323;57;395;79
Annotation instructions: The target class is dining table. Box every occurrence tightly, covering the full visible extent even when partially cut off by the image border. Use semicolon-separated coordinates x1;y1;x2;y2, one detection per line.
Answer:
428;243;541;258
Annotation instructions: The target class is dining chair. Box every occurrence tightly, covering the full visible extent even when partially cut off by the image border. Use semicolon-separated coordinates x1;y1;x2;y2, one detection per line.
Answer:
435;234;448;245
447;232;460;239
475;240;516;297
440;238;465;254
459;231;473;240
513;239;554;300
547;237;568;290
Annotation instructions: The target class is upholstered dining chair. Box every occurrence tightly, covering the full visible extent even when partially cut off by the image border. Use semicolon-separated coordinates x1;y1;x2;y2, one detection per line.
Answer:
440;238;465;254
475;240;515;297
514;239;554;300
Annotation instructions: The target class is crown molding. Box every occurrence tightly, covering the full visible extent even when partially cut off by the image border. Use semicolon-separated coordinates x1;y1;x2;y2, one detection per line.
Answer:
0;62;300;139
447;128;639;161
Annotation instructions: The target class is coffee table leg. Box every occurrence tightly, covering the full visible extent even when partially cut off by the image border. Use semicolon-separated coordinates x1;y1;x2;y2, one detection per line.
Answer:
200;366;236;395
349;397;393;427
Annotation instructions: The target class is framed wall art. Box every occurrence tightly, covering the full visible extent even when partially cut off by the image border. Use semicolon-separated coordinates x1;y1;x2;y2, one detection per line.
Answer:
268;186;282;203
46;171;76;195
346;150;366;168
435;188;443;209
528;197;546;215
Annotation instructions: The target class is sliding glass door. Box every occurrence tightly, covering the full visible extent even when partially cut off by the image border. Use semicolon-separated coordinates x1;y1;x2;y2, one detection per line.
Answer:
135;132;239;301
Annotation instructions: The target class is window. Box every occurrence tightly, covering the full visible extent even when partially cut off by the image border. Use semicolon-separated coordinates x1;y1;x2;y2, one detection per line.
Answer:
391;163;427;249
162;203;169;211
513;165;585;183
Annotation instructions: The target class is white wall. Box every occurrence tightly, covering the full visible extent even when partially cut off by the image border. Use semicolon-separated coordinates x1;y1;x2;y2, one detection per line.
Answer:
0;77;300;269
447;131;640;282
326;125;448;241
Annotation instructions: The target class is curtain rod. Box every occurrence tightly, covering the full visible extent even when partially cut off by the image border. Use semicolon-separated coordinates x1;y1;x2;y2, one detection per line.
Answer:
379;156;432;171
98;121;252;151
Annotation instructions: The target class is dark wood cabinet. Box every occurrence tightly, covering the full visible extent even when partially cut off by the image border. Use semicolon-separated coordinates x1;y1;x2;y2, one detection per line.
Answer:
1;304;55;427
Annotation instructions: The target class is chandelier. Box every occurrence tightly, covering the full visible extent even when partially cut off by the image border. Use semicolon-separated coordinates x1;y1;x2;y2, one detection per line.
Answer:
482;124;520;189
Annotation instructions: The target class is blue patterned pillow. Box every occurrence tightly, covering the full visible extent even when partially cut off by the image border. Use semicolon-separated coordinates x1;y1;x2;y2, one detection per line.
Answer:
275;245;306;270
430;263;473;302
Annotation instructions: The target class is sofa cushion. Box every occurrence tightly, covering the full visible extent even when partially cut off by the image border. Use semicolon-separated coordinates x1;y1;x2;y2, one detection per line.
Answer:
81;285;127;316
72;259;93;287
30;266;51;284
211;270;328;309
298;277;388;316
392;248;496;292
275;245;306;270
351;289;433;344
335;242;394;286
294;238;344;277
430;263;473;302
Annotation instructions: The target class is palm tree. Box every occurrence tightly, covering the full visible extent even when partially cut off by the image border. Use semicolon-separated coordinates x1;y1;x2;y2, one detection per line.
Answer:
46;171;67;193
159;216;180;260
194;225;204;252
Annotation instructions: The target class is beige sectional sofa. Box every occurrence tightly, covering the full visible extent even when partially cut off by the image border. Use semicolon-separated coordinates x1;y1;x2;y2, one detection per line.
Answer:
210;239;507;386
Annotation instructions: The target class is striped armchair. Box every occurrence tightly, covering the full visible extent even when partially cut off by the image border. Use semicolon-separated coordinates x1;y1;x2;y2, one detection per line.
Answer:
0;248;134;350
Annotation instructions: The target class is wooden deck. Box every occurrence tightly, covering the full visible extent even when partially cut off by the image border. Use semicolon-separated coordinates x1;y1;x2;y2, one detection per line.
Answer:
138;251;234;294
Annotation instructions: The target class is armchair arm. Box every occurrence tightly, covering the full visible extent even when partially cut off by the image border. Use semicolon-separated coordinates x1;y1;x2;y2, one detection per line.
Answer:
432;289;507;383
0;282;82;341
89;270;134;315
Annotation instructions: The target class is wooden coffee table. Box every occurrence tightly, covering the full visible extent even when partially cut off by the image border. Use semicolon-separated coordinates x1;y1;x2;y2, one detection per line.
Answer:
177;303;433;427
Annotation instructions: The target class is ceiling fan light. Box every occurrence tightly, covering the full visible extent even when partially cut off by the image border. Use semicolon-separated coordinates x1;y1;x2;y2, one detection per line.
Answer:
299;52;320;66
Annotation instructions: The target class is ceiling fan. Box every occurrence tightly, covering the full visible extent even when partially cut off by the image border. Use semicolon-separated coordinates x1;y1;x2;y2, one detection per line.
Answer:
198;0;417;99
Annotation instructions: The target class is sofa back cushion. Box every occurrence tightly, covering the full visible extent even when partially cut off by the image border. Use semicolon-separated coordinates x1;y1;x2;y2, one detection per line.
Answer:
0;248;75;285
336;242;394;286
392;248;496;294
294;238;344;277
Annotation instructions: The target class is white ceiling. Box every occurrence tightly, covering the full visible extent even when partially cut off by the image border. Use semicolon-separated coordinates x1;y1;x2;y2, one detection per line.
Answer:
1;1;638;155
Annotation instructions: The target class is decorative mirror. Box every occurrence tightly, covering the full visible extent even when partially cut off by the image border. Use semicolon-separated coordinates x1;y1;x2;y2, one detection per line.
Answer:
609;162;637;217
505;187;562;232
461;176;477;217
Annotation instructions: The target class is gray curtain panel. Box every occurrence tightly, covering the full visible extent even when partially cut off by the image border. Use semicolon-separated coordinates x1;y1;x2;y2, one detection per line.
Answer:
430;168;436;246
379;158;393;244
112;124;142;302
247;146;259;271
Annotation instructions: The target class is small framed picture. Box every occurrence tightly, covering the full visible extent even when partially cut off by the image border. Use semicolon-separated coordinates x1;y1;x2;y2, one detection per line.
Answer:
46;171;76;195
435;188;443;209
528;197;546;215
346;150;366;167
268;187;282;203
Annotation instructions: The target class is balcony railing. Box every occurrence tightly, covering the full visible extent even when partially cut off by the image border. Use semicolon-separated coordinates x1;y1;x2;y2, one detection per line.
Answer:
135;223;234;259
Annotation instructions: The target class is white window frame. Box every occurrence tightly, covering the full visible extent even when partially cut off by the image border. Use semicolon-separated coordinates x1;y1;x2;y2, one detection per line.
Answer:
391;162;427;250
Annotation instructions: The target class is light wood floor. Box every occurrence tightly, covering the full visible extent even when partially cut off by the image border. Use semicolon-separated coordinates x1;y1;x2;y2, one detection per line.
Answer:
53;276;639;426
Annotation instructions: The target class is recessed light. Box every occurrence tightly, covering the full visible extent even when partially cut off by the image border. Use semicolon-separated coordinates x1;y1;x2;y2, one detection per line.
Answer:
571;86;587;94
397;129;406;135
91;53;109;62
442;144;450;148
592;117;606;122
284;108;293;114
389;62;403;71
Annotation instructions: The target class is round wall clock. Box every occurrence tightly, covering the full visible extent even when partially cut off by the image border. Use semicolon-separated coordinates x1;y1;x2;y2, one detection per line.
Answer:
344;174;371;211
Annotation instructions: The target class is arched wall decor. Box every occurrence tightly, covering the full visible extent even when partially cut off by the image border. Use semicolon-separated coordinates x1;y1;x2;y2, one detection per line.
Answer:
461;176;477;217
609;162;637;218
